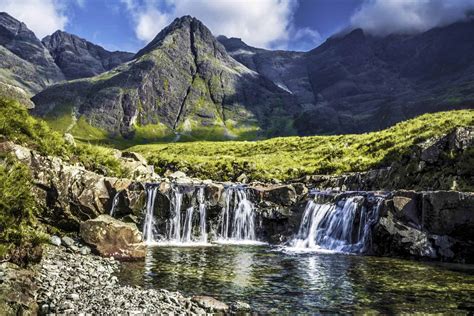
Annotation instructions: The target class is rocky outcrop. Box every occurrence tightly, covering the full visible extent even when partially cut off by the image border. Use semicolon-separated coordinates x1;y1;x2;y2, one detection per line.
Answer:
0;141;150;231
0;12;64;95
372;191;474;262
80;215;146;259
298;127;474;192
42;30;133;80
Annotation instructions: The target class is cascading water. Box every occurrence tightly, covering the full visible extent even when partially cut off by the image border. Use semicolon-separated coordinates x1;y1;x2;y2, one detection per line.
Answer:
142;184;209;245
168;186;183;242
198;187;207;243
290;193;384;253
109;192;120;217
218;186;257;243
143;186;159;244
181;207;194;243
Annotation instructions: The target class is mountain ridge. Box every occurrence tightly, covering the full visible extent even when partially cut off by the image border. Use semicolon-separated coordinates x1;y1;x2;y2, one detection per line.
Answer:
1;12;473;142
32;16;297;142
42;30;134;80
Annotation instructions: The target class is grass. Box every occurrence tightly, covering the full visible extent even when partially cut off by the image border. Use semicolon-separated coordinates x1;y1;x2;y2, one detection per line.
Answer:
128;110;474;182
0;97;129;177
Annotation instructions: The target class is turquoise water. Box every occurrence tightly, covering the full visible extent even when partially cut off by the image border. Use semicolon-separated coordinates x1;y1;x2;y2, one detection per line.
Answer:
119;244;474;313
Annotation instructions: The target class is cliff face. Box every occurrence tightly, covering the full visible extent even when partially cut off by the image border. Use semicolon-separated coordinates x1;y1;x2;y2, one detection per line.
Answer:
0;12;64;95
42;31;134;80
32;16;297;140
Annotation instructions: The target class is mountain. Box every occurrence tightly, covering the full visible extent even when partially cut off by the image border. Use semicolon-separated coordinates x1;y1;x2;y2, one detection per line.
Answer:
32;16;297;141
219;21;474;135
0;12;64;98
42;31;134;80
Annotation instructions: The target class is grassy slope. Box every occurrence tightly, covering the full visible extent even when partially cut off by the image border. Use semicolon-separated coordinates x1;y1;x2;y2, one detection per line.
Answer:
129;110;474;182
0;97;130;263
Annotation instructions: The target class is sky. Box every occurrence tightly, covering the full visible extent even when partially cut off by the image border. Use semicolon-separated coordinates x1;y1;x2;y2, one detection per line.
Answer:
1;0;474;53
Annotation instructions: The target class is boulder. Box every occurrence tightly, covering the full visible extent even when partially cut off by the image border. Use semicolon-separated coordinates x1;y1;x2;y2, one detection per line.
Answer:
80;215;146;259
252;185;297;206
191;296;228;312
120;151;147;164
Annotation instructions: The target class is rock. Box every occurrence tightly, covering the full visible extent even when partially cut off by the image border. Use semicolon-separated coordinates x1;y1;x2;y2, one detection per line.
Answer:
191;296;229;312
372;214;437;259
230;301;251;312
253;185;297;206
80;246;92;256
67;293;80;300
61;236;76;249
80;215;146;259
421;191;474;240
50;236;61;247
121;151;147;164
237;173;249;184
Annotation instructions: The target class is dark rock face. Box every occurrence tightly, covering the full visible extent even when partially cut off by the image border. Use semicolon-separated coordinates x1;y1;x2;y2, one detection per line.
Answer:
32;16;297;139
220;21;474;135
372;191;474;263
0;12;64;95
42;30;133;80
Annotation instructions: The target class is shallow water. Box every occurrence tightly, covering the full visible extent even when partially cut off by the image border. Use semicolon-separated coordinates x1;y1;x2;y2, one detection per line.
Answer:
118;245;474;314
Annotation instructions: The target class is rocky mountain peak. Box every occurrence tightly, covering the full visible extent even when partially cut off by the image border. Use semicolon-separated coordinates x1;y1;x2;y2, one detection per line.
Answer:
42;29;133;80
0;11;64;95
135;15;227;60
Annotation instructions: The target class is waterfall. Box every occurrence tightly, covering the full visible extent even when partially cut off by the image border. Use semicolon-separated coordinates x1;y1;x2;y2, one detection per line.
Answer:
168;186;183;242
218;186;257;243
143;186;159;244
290;193;383;253
109;192;120;216
198;187;207;243
181;207;194;243
142;184;209;245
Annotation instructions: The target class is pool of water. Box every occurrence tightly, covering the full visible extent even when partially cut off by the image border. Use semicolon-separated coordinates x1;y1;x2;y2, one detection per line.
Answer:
118;244;474;314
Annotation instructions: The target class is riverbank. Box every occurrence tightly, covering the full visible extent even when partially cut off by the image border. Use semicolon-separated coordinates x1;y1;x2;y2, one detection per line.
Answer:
35;244;227;315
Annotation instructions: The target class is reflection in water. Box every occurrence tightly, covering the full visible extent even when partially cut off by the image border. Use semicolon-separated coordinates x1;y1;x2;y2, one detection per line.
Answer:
119;245;474;314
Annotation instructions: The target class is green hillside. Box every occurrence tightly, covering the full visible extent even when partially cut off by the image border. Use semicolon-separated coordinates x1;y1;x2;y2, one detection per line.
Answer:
129;110;474;182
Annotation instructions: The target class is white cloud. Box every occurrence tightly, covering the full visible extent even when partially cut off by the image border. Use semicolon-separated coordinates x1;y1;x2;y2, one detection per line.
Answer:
351;0;474;36
0;0;68;38
122;0;317;50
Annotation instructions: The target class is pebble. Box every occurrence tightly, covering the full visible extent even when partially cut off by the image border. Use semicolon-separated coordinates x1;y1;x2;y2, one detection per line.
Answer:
36;246;209;314
50;236;61;247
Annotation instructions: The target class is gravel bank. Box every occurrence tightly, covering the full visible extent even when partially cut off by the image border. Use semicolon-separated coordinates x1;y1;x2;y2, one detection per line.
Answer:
36;245;209;315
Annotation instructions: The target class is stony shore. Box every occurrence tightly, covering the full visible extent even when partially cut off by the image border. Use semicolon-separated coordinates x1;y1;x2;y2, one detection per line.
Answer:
35;245;221;315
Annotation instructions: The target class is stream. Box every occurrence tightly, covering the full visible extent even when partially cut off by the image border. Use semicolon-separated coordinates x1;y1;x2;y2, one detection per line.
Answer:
119;244;474;314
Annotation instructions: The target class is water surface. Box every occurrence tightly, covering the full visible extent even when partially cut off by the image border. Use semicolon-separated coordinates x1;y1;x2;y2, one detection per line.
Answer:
119;245;474;314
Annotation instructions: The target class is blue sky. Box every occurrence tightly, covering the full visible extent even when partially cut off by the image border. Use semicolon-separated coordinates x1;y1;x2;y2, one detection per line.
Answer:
1;0;473;53
62;0;364;52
